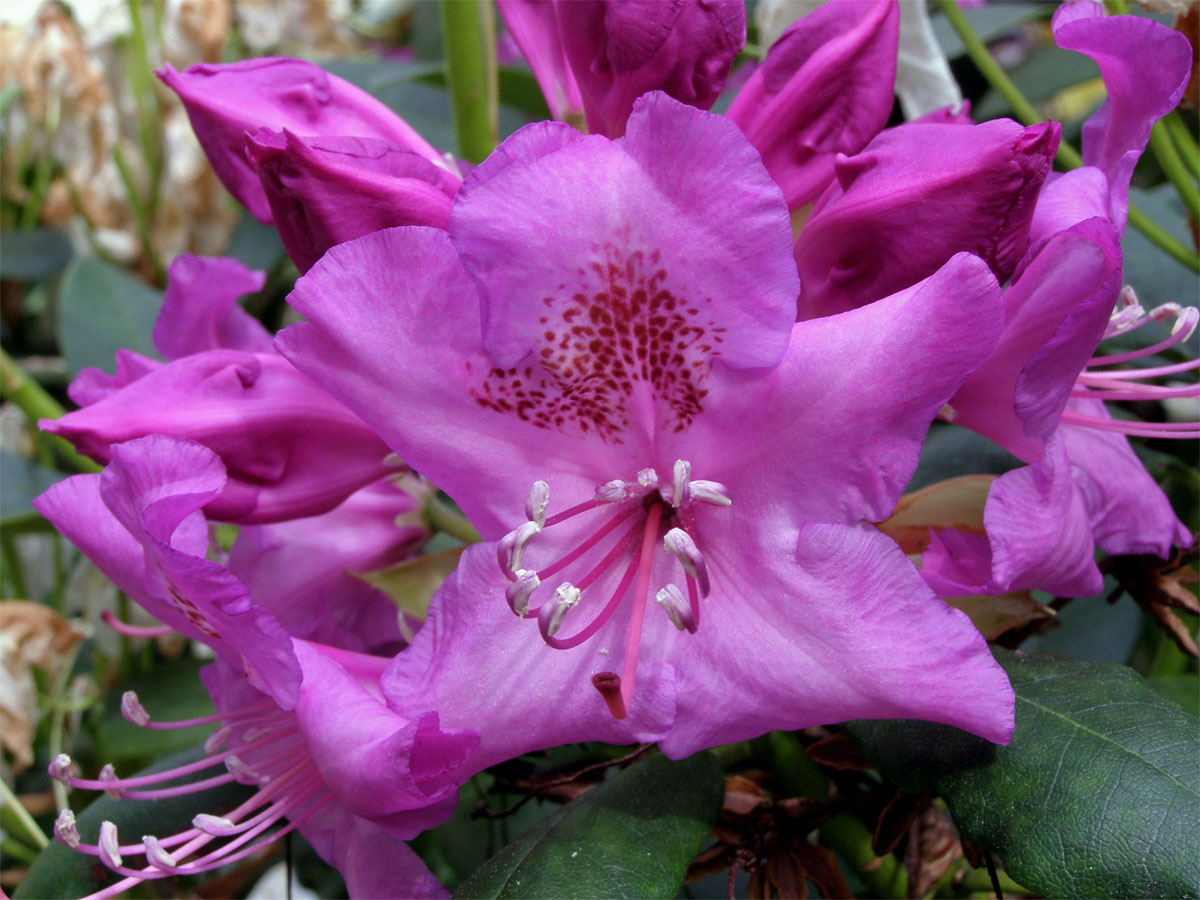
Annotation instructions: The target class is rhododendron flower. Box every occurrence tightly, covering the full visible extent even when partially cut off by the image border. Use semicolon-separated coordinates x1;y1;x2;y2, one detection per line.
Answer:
497;0;745;137
34;436;477;899
41;255;396;524
277;92;1014;763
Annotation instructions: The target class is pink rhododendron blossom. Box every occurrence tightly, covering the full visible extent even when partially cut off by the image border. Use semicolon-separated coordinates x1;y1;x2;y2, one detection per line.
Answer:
159;58;452;223
797;119;1059;317
276;93;1014;761
42;255;397;524
35;437;476;899
498;0;745;137
726;0;899;211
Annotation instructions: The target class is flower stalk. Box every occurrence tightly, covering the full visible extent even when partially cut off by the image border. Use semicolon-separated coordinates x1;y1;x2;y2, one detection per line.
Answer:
0;348;100;474
1149;120;1200;222
440;0;499;163
1163;112;1200;179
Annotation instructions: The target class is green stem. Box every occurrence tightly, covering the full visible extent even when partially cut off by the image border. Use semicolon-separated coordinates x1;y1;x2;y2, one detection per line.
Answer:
937;0;1200;273
958;864;1032;895
47;643;81;813
1;535;28;598
425;495;483;544
1149;120;1200;222
440;0;499;163
0;778;49;850
0;347;100;473
1;837;38;865
112;144;165;284
1164;112;1200;180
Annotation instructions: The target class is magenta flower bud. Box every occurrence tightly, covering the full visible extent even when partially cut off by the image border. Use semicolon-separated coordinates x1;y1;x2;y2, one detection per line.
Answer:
797;119;1059;318
504;0;745;137
42;351;394;524
158;58;450;222
247;129;460;273
727;0;899;211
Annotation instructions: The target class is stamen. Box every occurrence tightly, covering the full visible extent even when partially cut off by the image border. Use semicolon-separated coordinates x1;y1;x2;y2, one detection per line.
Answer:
55;809;79;848
539;583;581;638
1059;411;1200;438
525;481;550;527
99;765;122;799
688;479;731;506
536;507;639;580
663;528;710;596
505;569;540;616
685;574;701;631
637;468;659;488
205;726;231;755
1076;358;1200;381
596;480;629;501
497;521;541;577
101;610;174;639
121;692;149;726
143;835;178;871
50;753;72;785
614;503;665;717
99;821;123;869
192;814;238;836
1088;307;1198;366
541;530;644;650
672;460;691;507
655;584;696;632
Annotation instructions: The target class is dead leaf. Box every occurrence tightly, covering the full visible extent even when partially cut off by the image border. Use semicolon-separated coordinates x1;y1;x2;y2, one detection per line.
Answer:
876;476;993;554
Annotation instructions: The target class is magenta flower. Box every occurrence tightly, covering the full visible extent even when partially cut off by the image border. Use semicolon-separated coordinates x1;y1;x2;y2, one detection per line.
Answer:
228;477;429;653
41;255;396;524
276;93;1014;761
796;118;1059;317
35;436;476;899
726;0;899;211
159;58;452;223
498;0;746;137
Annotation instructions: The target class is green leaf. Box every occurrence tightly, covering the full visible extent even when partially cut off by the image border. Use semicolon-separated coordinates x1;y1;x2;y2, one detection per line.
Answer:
454;751;723;899
907;424;1021;492
352;546;464;640
57;256;161;377
0;450;63;521
14;744;254;900
844;650;1200;899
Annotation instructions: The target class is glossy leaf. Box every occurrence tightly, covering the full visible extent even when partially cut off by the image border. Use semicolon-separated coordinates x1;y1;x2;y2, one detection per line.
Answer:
57;256;161;377
454;751;723;899
844;650;1200;899
14;744;254;900
0;228;73;281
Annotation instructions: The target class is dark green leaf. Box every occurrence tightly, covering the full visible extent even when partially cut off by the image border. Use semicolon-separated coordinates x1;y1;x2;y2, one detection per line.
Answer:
844;650;1200;899
1149;674;1200;718
454;751;723;899
0;451;63;521
0;228;73;280
932;3;1047;59
1122;184;1198;326
14;744;254;900
57;256;161;377
225;209;285;273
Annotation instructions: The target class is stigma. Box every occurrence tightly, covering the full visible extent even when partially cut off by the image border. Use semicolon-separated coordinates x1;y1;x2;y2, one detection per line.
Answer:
494;459;729;720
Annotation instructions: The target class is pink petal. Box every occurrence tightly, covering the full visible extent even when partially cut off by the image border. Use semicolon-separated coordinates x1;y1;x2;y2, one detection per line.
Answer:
154;255;272;359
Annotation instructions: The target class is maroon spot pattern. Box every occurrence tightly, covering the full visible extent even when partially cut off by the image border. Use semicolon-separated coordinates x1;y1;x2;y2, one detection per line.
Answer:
167;584;222;640
470;241;724;442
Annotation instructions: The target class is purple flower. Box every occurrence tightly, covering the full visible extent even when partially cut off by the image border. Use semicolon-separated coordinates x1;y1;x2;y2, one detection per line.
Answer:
159;58;452;224
498;0;746;137
276;93;1014;759
228;477;429;653
41;255;396;524
796;119;1059;317
245;131;460;273
726;0;899;211
36;436;476;898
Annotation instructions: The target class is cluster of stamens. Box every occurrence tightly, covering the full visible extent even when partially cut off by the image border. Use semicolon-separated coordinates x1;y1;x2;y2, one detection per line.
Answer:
496;459;730;719
1066;289;1199;439
49;691;327;900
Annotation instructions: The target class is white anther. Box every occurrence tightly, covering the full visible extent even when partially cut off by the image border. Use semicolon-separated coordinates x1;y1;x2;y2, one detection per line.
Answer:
525;481;550;527
55;809;80;848
688;479;731;506
204;725;231;756
225;755;258;785
663;528;711;596
505;569;541;616
672;460;691;507
596;480;629;501
49;754;73;785
242;724;279;743
1148;301;1184;323
497;521;541;576
1169;305;1199;340
193;813;238;836
99;821;122;869
99;764;123;799
937;402;958;422
121;691;149;726
382;452;405;468
655;584;694;632
143;834;178;871
542;583;581;638
637;468;659;488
